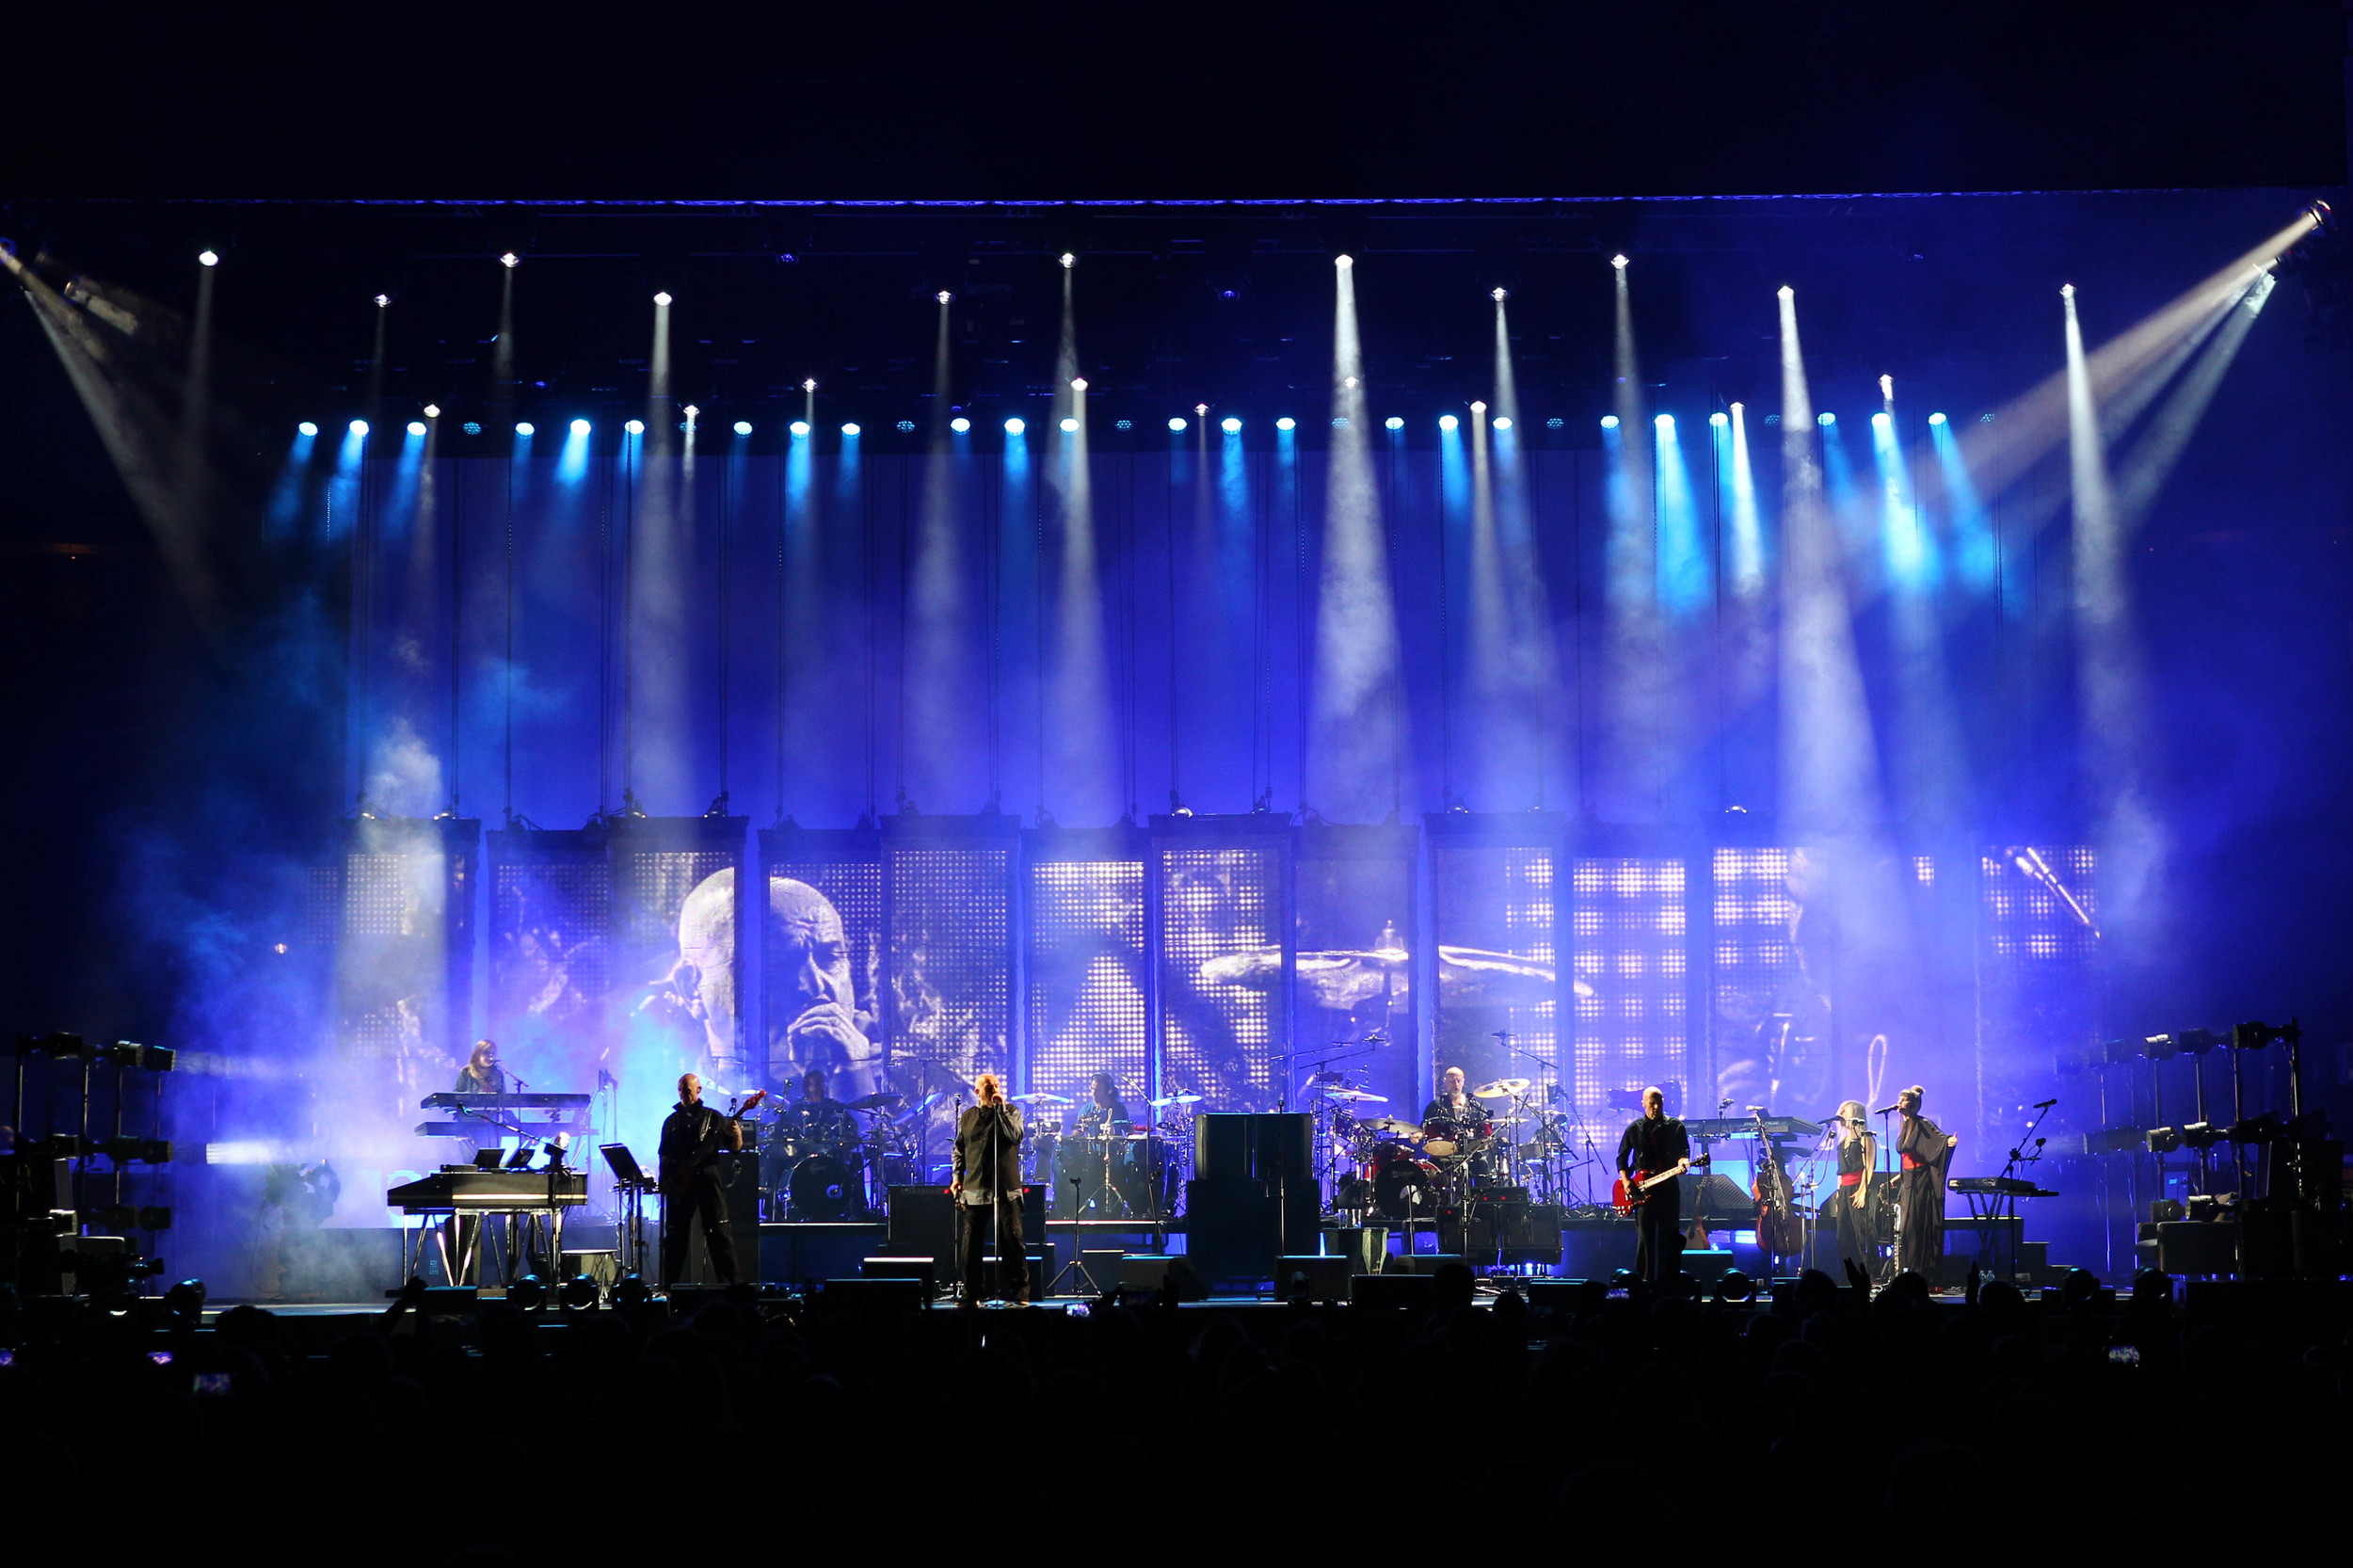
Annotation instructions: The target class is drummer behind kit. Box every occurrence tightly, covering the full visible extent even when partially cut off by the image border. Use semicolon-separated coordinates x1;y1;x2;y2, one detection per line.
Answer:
762;1065;923;1221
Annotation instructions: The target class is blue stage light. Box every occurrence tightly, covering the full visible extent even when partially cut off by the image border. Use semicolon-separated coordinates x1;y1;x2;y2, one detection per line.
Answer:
1546;417;1562;428
1817;411;1835;426
463;422;482;435
571;419;591;435
896;420;917;431
791;421;811;437
349;419;370;436
625;420;645;435
733;421;753;436
1114;419;1133;430
1004;417;1025;434
1928;411;1948;426
1709;412;1729;428
1061;417;1079;432
1384;416;1403;430
408;421;427;437
1494;416;1512;430
1221;416;1241;434
1655;414;1673;432
950;417;971;433
297;422;318;438
1438;414;1458;431
1599;414;1619;430
841;423;861;436
1871;411;1891;430
1167;417;1187;431
513;422;533;436
1276;417;1296;431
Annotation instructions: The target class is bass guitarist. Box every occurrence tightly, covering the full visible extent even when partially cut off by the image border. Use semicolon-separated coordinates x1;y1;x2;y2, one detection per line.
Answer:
658;1072;746;1287
1616;1086;1692;1284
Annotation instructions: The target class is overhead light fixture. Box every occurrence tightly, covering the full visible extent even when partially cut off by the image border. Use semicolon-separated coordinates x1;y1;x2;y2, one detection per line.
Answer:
841;422;860;436
1491;287;1507;301
500;252;519;268
197;249;218;268
570;418;590;435
1438;414;1458;431
1059;417;1079;432
624;419;645;435
406;421;426;436
802;378;817;392
790;420;810;436
422;404;440;419
1599;414;1619;430
296;422;318;438
1817;411;1835;426
1493;415;1512;430
514;422;534;436
1167;416;1186;431
1777;285;1794;300
1275;417;1296;431
1709;412;1728;428
950;417;970;433
1220;416;1241;433
1384;416;1402;430
936;290;952;304
1334;254;1353;269
1071;377;1087;392
375;294;390;308
732;421;753;436
682;405;698;420
1060;252;1076;268
1003;417;1025;434
1610;254;1628;269
654;291;673;306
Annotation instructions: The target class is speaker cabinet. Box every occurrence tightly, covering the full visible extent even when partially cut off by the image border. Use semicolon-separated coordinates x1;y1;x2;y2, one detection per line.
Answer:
1194;1114;1313;1182
1277;1255;1352;1303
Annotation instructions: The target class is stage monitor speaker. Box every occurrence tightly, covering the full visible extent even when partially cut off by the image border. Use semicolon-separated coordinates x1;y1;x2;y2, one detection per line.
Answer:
1277;1255;1351;1304
1080;1248;1125;1292
1387;1252;1466;1276
1184;1177;1319;1288
888;1186;955;1274
1349;1272;1435;1309
1679;1247;1736;1285
1194;1114;1313;1183
823;1276;927;1313
862;1255;938;1296
1117;1254;1208;1301
2156;1220;2239;1276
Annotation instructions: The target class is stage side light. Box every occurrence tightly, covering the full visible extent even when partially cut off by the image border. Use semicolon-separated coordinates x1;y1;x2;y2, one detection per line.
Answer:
1438;414;1459;431
297;422;318;437
1493;416;1512;430
1599;414;1619;429
197;249;218;267
1004;417;1025;434
841;422;860;436
625;419;645;435
515;422;534;436
349;419;369;436
1060;417;1079;432
1611;254;1628;269
500;252;519;268
1276;417;1296;431
654;291;673;306
950;417;970;433
1928;411;1948;425
1168;416;1187;431
1817;411;1836;425
791;420;810;436
732;421;752;435
1384;416;1402;430
1335;254;1353;268
1709;412;1728;427
423;404;440;419
570;419;591;435
1221;416;1241;434
407;421;426;436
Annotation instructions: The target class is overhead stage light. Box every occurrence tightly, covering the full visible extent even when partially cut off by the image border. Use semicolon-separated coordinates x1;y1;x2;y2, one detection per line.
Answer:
683;405;698;421
407;421;426;436
936;290;952;304
1599;414;1619;429
790;420;810;436
1167;416;1186;431
2060;283;2075;299
950;417;970;433
1491;287;1507;301
841;423;860;436
1777;285;1793;301
1817;411;1835;425
1221;416;1241;433
1438;414;1459;431
1385;416;1402;430
1275;417;1296;431
1709;412;1728;427
1879;374;1895;400
1060;417;1079;432
571;419;591;435
733;421;752;435
515;422;534;436
1335;254;1353;269
197;249;218;267
349;419;369;436
654;291;673;306
1871;410;1891;429
423;404;440;419
1071;377;1087;392
1060;252;1076;268
1610;254;1628;269
1471;400;1487;414
500;252;519;268
297;422;318;437
1655;413;1673;430
1928;411;1948;425
1004;417;1025;434
625;419;645;435
375;294;390;308
802;378;817;392
1493;415;1512;430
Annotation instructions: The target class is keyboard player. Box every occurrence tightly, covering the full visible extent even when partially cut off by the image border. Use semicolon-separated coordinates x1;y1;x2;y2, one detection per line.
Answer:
456;1039;508;1096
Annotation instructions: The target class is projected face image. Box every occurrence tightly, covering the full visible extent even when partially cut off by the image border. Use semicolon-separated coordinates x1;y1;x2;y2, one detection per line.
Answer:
768;876;879;1097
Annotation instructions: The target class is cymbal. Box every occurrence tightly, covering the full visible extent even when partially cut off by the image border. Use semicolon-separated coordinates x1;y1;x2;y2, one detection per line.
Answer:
1472;1077;1530;1099
843;1092;903;1112
1148;1092;1206;1108
1368;1116;1424;1138
1012;1091;1074;1106
1320;1087;1388;1103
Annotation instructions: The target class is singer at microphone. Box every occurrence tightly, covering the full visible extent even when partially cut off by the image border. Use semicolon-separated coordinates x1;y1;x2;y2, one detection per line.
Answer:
1893;1086;1957;1280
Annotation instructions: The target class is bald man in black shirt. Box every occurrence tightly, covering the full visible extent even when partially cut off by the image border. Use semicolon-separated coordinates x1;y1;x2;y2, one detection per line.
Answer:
1616;1086;1692;1284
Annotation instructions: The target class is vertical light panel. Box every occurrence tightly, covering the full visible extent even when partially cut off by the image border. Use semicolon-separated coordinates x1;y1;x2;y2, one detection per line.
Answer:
1977;844;2099;1134
1430;837;1559;1096
1710;845;1824;1115
888;840;1013;1087
1157;840;1286;1111
338;818;475;1104
610;821;744;1084
1025;853;1148;1112
1293;825;1417;1112
1570;856;1689;1115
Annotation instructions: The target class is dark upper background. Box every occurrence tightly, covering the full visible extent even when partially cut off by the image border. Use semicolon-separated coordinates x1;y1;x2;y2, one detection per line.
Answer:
3;2;2350;1049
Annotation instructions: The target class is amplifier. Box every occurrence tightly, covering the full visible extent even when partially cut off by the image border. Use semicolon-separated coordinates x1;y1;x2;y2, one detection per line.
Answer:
1194;1114;1313;1182
1276;1255;1353;1304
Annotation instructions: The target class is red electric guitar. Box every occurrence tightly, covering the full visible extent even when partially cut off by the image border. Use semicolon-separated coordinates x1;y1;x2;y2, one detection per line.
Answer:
1611;1153;1709;1216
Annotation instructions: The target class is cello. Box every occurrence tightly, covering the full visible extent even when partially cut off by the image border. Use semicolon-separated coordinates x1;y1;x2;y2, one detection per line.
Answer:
1750;1113;1804;1264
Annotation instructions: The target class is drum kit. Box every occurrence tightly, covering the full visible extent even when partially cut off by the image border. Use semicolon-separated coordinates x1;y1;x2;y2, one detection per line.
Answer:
1022;1087;1196;1220
1321;1074;1580;1227
760;1088;936;1222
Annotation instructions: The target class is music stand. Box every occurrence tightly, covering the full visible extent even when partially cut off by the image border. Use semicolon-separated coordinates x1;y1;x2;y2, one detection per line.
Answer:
600;1143;655;1279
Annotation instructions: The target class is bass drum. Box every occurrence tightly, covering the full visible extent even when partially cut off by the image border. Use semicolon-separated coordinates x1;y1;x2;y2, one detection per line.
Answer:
1371;1158;1443;1223
1112;1137;1180;1219
787;1154;860;1221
